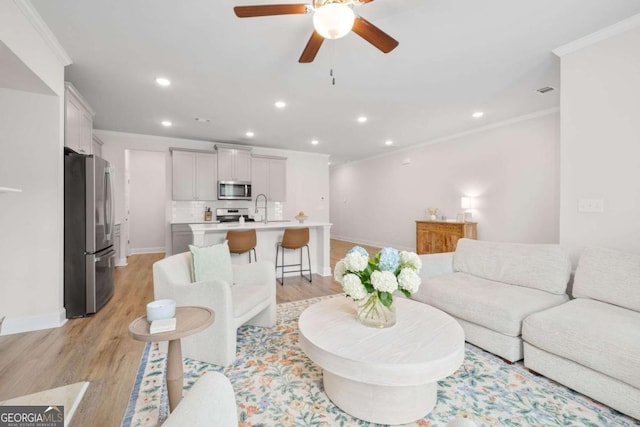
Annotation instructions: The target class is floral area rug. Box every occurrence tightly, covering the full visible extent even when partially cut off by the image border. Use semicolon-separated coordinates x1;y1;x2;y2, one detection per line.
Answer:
122;295;639;427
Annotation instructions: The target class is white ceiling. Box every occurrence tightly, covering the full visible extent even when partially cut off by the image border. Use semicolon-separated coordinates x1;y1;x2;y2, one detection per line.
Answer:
31;0;640;164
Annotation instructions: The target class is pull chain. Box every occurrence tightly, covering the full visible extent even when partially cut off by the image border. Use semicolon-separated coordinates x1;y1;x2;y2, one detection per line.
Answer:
330;42;336;86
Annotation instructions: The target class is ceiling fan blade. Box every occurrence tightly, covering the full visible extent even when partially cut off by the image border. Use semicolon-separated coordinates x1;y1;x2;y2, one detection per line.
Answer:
234;4;308;18
351;16;399;53
299;30;324;63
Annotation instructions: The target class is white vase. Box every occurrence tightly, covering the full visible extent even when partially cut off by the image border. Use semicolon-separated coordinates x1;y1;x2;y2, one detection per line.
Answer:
356;293;396;328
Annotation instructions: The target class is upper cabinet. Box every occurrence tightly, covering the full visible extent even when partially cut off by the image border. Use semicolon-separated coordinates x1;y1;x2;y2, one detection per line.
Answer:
92;134;104;157
64;83;95;155
171;149;218;201
217;147;251;182
251;155;287;202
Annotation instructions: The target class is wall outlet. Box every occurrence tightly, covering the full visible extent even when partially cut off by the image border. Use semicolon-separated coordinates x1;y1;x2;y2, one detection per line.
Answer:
578;198;604;213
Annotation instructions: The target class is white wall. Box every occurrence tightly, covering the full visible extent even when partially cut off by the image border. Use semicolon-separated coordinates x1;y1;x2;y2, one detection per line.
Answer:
330;112;560;251
97;130;330;255
0;1;67;335
559;26;640;263
128;150;166;253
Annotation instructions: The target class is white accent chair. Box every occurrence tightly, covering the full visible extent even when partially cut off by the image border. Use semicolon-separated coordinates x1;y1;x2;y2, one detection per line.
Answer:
163;372;238;427
153;252;276;366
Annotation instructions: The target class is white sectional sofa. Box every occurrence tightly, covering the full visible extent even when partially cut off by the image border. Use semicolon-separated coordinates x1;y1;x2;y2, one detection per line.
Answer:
412;238;572;362
523;247;640;420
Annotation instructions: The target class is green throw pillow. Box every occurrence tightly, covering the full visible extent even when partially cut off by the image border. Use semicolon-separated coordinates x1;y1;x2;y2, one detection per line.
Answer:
189;241;233;284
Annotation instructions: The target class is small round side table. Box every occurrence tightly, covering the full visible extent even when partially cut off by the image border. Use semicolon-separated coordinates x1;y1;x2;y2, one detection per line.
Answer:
128;306;214;412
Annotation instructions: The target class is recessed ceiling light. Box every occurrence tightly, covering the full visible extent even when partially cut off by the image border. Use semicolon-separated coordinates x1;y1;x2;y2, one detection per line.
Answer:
385;140;393;146
274;100;287;109
155;77;171;87
311;140;319;145
357;116;368;123
472;111;484;118
161;120;172;127
246;131;255;138
328;162;332;166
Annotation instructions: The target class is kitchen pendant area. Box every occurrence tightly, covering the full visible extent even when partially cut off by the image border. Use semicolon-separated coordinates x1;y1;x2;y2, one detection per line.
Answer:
167;145;332;277
98;133;331;272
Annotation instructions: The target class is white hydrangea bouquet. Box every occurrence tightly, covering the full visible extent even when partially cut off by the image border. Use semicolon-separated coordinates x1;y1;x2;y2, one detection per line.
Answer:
334;246;422;328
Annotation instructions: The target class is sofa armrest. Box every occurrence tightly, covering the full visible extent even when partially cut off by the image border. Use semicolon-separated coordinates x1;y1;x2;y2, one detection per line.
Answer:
163;372;238;427
232;261;276;287
419;252;454;279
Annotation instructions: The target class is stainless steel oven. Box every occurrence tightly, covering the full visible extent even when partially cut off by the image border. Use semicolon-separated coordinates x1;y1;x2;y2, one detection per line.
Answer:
218;181;252;200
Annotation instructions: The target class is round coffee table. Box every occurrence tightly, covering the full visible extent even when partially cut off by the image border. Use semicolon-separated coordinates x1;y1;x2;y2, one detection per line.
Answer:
298;296;464;425
129;306;214;412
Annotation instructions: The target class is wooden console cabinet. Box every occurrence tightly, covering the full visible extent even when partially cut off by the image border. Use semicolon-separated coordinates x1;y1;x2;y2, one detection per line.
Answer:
416;221;477;254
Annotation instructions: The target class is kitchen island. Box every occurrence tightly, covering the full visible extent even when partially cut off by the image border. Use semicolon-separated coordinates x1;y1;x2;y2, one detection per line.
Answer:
189;221;333;276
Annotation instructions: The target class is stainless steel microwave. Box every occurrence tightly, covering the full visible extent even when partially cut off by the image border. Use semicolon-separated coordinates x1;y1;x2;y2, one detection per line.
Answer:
218;181;252;200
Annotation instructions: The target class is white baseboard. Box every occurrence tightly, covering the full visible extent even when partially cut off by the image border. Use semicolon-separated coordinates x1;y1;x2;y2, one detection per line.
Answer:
330;235;414;253
0;308;67;336
115;257;128;267
129;247;165;255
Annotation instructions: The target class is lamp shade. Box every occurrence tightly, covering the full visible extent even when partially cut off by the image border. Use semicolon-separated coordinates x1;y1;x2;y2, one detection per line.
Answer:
461;197;474;209
313;3;355;40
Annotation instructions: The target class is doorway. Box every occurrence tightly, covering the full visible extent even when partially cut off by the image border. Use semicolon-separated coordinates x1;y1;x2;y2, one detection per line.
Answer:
126;150;166;254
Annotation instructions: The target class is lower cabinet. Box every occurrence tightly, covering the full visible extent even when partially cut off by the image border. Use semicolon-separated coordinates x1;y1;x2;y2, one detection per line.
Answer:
172;224;193;255
415;221;477;254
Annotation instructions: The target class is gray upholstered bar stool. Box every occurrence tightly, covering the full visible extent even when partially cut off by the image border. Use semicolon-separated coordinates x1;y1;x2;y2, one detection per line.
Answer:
226;229;257;262
275;227;312;285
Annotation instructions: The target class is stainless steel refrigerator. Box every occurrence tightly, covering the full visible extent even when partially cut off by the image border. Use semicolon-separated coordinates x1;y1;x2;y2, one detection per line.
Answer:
64;148;115;318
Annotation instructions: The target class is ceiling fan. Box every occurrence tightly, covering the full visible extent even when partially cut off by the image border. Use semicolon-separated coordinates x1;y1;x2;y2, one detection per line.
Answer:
234;0;399;63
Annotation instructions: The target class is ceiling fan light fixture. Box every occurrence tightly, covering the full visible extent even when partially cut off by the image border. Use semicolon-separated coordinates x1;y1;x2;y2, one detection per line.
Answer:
313;3;355;40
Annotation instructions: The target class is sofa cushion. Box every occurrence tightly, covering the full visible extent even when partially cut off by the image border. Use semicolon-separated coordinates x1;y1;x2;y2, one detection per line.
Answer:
189;241;233;284
231;285;269;319
573;246;640;312
523;299;640;388
421;272;568;336
453;239;571;295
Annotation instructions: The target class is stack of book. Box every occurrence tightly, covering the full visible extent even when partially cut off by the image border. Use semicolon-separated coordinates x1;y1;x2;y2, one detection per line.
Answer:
149;317;177;334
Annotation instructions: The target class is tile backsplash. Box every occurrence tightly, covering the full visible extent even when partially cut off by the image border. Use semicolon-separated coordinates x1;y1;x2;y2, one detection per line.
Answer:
172;200;283;222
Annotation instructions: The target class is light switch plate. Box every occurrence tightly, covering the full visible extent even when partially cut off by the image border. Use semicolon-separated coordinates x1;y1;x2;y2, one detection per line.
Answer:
578;198;604;213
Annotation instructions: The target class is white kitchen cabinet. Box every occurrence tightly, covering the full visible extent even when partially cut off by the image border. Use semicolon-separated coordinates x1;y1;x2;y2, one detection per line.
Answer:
172;224;193;255
217;147;252;182
171;149;217;201
92;134;104;157
251;155;287;202
196;153;217;200
64;83;94;155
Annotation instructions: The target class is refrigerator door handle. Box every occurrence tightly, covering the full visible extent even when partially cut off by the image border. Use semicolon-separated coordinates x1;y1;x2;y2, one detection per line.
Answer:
95;249;116;263
104;166;113;240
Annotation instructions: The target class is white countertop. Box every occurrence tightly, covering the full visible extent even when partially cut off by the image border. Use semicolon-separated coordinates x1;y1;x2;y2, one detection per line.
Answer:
171;220;221;225
189;220;331;231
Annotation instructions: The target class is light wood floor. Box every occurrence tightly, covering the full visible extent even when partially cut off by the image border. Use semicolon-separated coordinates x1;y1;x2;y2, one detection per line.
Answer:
0;239;380;427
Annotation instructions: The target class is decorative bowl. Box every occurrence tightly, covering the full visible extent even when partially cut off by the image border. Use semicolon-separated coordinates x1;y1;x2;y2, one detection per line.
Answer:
146;299;176;321
295;215;308;223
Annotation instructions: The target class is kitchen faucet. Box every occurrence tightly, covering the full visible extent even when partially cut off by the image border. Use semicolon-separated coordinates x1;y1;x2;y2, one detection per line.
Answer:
255;193;268;224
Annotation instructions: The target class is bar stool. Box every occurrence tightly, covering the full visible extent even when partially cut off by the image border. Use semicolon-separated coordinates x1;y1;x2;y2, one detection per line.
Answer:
275;227;312;285
226;229;257;263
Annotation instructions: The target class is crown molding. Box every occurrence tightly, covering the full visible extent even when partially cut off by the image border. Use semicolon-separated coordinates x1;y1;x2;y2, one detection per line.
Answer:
13;0;72;66
553;13;640;57
65;82;96;116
